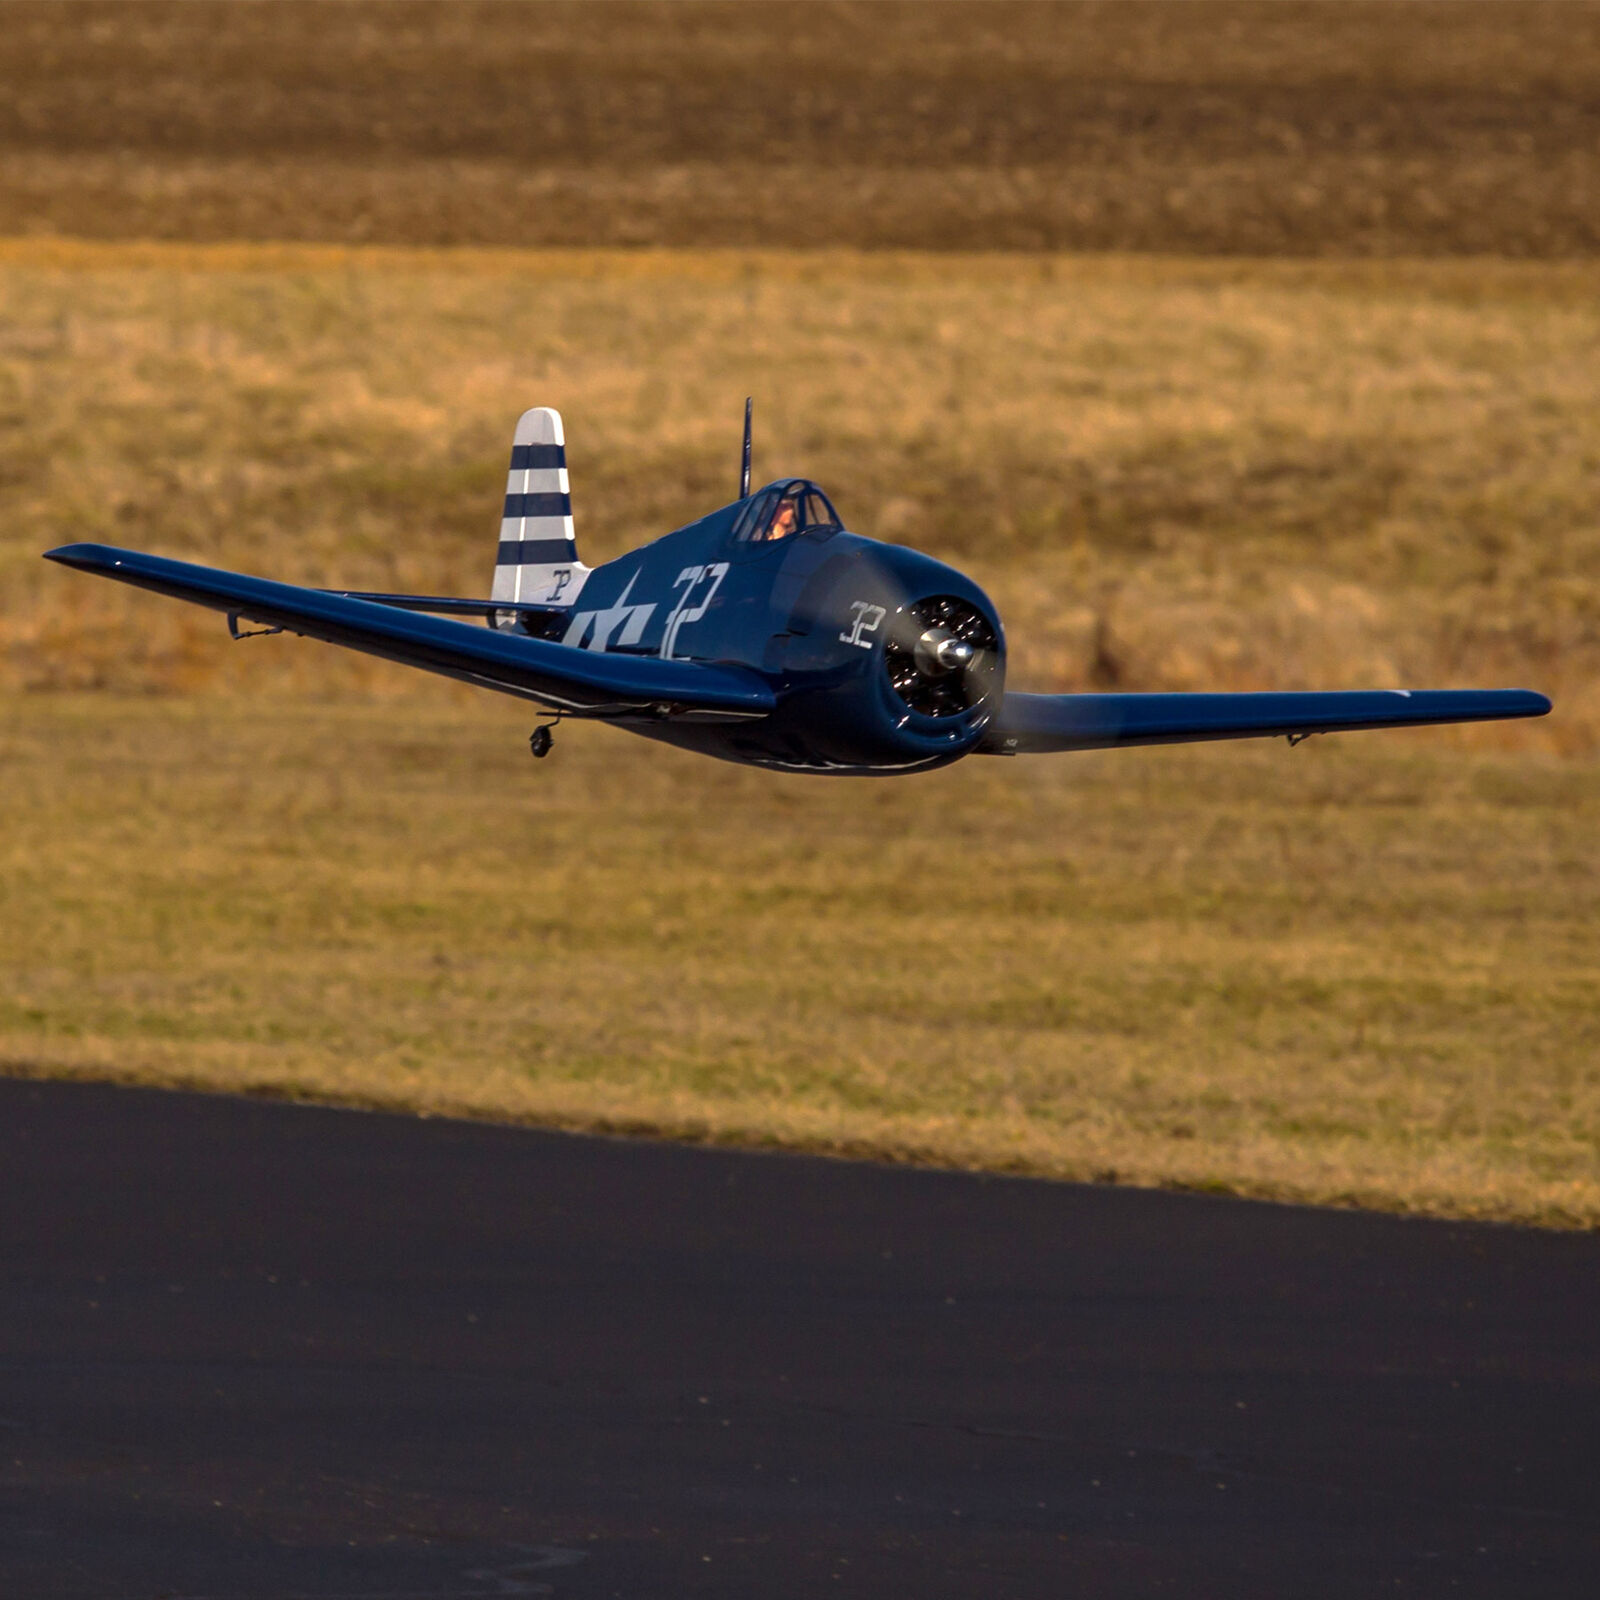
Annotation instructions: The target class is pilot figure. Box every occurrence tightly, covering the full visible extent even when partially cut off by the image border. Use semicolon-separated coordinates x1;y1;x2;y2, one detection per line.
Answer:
762;494;801;541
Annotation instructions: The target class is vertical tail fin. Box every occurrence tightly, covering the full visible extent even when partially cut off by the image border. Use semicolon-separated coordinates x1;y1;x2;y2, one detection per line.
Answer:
491;407;590;611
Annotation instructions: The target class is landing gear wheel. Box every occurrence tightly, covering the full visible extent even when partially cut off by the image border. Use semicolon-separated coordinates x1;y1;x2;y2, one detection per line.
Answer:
528;726;554;759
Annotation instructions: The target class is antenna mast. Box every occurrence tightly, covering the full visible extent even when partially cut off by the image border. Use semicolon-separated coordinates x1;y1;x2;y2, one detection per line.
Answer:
739;397;753;499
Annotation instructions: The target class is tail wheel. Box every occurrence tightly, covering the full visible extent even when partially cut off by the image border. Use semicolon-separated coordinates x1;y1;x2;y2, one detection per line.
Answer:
884;596;1000;718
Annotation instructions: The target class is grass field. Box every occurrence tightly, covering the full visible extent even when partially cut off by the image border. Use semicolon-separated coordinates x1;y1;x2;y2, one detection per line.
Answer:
4;242;1597;738
3;693;1596;1227
2;240;1597;1224
3;2;1598;256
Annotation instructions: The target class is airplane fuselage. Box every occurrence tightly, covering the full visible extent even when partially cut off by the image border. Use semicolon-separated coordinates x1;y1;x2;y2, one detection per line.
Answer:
513;490;1007;774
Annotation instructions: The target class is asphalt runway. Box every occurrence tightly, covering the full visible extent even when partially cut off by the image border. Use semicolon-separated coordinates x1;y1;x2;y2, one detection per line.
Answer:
3;1080;1597;1598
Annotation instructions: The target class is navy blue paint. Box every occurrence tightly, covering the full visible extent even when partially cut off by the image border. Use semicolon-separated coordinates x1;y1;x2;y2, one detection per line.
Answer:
494;539;577;565
508;443;565;470
986;689;1553;753
43;544;773;718
324;592;527;618
43;462;1553;775
501;492;571;520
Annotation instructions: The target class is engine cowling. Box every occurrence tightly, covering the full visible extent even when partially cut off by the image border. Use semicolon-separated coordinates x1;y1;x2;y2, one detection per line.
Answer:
748;539;1007;772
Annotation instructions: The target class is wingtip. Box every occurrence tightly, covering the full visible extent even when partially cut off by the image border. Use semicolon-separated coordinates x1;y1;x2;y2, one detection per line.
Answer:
45;541;106;566
1485;688;1553;718
43;542;129;573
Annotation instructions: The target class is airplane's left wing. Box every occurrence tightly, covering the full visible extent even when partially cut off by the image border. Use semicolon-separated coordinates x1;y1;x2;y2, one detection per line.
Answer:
980;688;1551;754
43;544;774;720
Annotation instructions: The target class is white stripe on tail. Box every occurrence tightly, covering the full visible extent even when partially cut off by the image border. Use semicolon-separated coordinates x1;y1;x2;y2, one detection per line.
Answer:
490;408;590;612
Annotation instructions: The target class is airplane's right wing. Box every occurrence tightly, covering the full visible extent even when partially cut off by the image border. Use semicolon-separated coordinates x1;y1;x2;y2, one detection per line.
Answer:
44;543;774;722
980;689;1551;754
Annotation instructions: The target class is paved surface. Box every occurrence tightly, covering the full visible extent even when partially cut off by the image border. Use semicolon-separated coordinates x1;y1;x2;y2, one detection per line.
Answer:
2;1079;1597;1599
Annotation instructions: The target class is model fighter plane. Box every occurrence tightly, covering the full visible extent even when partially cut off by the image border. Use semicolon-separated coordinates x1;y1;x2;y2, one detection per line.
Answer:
45;403;1549;773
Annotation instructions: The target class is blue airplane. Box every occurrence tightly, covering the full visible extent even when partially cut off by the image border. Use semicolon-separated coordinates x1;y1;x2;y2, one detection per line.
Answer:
45;402;1549;773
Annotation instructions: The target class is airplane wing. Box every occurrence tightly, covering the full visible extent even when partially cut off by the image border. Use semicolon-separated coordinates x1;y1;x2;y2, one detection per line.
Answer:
981;688;1551;753
43;543;775;720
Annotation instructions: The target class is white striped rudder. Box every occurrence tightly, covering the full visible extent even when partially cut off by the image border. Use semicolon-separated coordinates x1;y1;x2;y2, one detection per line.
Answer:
490;407;590;615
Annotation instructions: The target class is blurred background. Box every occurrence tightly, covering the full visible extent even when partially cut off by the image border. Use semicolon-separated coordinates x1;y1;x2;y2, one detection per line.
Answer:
4;0;1598;255
2;2;1596;1222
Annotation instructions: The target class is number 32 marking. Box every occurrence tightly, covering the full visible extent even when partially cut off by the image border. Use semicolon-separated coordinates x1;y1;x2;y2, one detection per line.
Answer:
840;600;886;649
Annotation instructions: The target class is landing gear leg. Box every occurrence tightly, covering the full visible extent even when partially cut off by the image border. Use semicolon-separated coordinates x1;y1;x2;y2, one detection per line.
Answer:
528;724;555;759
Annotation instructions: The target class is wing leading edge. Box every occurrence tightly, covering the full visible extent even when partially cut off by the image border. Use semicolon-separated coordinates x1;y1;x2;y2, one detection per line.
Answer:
42;544;774;720
982;689;1551;754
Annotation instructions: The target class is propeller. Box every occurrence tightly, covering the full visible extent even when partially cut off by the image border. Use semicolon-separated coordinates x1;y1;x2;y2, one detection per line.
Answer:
884;595;1000;718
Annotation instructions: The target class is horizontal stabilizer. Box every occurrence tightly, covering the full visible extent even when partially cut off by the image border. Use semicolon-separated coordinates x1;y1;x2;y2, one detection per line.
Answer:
43;544;774;720
982;689;1551;754
323;591;514;617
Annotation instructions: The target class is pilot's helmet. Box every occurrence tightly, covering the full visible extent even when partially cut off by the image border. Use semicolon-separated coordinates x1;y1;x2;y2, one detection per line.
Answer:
766;494;801;539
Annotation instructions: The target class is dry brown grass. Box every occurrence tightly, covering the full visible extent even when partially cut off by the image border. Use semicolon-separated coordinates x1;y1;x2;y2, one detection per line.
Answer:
4;242;1596;745
2;4;1595;1226
1;240;1596;1225
3;693;1595;1226
3;2;1599;256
